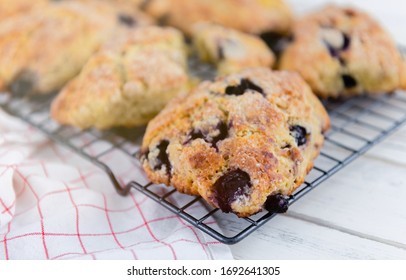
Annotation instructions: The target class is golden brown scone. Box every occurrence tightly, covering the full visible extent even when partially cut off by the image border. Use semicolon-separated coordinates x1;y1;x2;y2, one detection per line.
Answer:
77;0;147;10
279;5;406;98
0;0;152;95
112;0;147;7
141;0;293;35
140;68;330;217
192;23;275;76
51;26;189;129
0;0;47;19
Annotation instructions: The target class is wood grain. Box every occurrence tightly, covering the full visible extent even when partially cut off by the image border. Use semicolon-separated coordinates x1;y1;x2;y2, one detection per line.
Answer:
225;216;406;259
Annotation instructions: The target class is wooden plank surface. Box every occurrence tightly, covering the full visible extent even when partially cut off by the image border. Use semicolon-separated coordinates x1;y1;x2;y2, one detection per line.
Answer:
228;216;406;260
288;150;406;244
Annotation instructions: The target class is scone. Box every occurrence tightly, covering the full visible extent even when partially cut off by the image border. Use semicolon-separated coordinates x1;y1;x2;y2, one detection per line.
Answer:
141;0;293;35
79;0;147;10
0;0;47;19
51;26;189;129
0;0;152;96
140;68;330;217
278;5;406;98
192;23;275;76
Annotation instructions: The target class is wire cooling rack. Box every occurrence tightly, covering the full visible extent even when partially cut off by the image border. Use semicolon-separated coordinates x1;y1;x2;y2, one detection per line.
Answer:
1;89;406;244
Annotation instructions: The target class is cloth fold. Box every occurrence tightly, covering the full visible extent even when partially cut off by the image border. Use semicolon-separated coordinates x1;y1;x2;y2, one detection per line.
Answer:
0;110;233;260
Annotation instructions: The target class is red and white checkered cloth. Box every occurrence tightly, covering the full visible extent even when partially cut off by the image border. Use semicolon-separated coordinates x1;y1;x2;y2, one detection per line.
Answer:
0;110;233;260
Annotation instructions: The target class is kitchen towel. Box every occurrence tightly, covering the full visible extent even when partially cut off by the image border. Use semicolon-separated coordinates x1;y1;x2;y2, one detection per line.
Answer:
0;109;233;260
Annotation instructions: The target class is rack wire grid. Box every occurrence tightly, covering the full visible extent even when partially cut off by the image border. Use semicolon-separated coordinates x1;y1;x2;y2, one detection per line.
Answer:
1;54;406;244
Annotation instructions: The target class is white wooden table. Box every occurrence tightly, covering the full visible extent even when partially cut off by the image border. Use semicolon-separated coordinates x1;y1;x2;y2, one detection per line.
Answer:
228;0;406;259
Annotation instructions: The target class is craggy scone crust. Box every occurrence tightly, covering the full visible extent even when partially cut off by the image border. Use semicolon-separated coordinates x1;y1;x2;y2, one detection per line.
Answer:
141;68;330;217
193;23;275;76
0;0;47;20
51;26;189;129
0;0;152;95
142;0;293;35
279;5;406;98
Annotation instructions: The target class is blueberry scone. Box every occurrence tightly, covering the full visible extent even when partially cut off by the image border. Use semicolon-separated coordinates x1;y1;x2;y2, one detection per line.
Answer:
140;68;330;217
141;0;293;35
278;5;406;98
51;26;189;129
0;0;152;95
192;23;275;76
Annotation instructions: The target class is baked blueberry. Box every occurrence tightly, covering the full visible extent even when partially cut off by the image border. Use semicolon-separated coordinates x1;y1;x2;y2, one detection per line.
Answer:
212;122;229;149
213;169;252;213
342;74;357;88
217;44;225;60
264;194;289;213
321;28;350;58
186;129;205;143
118;14;137;27
260;32;294;56
289;125;308;146
225;79;263;96
154;140;171;176
185;121;228;150
9;70;36;96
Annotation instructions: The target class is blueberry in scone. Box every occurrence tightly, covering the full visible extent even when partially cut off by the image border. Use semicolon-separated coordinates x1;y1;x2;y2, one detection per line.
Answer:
141;0;293;36
140;68;330;217
278;5;406;98
0;0;152;95
51;26;190;129
192;23;275;76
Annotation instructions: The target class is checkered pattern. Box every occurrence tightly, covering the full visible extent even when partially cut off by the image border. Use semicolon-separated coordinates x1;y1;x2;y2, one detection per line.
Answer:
0;110;233;260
